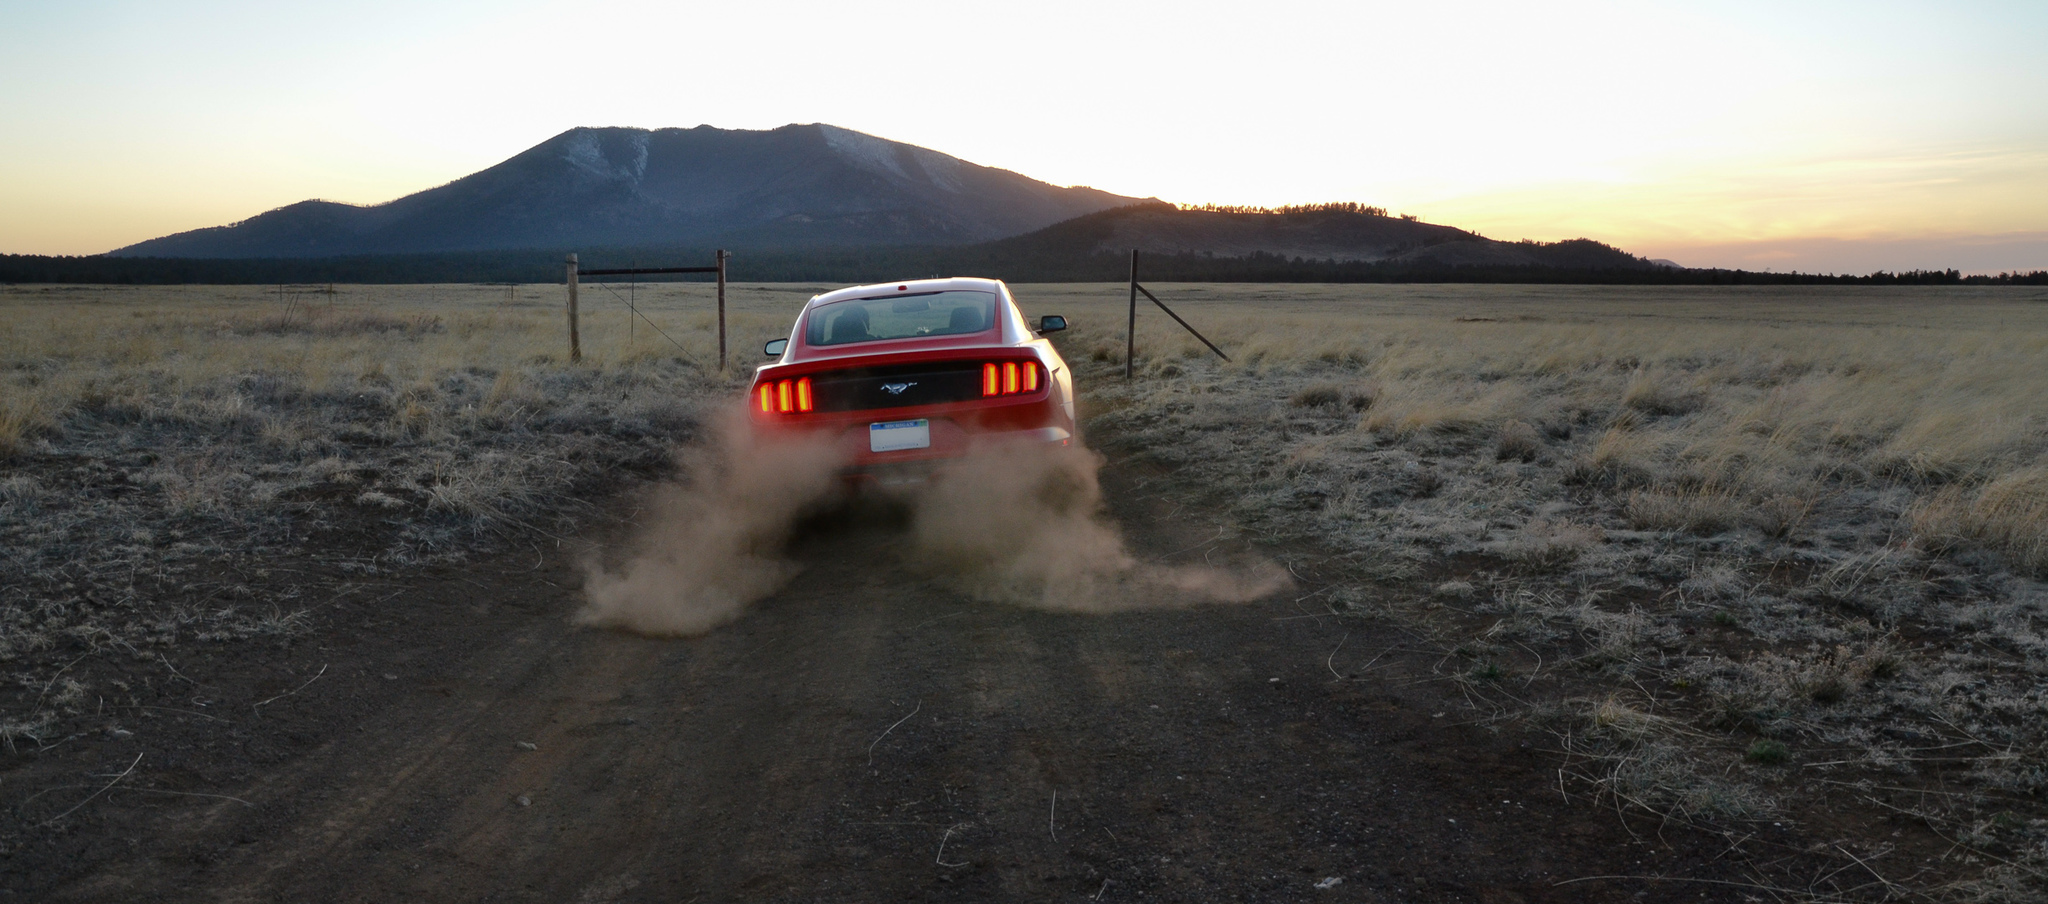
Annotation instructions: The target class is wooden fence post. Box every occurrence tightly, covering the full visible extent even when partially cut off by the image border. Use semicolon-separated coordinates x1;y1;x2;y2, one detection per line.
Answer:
566;253;581;363
716;249;728;371
1126;249;1139;379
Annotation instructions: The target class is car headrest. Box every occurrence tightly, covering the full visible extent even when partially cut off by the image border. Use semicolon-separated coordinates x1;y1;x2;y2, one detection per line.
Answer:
947;306;985;332
829;308;871;343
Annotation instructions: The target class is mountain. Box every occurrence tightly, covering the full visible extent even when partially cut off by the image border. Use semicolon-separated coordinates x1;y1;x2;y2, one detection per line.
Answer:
103;125;1665;273
979;202;1661;270
111;124;1146;258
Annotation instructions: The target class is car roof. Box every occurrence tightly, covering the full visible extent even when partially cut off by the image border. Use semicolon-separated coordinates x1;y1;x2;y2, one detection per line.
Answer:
804;277;1006;311
767;277;1030;366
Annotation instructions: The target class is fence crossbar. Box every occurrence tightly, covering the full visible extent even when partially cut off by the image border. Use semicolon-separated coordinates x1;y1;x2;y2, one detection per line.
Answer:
566;251;730;369
577;266;719;277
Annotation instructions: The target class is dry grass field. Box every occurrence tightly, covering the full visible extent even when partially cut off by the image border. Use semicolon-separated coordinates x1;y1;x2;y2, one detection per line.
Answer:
0;281;808;744
3;280;2046;900
1031;282;2048;902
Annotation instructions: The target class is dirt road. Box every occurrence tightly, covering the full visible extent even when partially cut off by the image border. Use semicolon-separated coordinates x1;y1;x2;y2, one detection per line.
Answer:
20;460;1803;903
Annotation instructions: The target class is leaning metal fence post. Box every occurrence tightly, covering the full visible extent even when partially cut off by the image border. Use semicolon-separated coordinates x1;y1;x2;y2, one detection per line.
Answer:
1122;248;1229;372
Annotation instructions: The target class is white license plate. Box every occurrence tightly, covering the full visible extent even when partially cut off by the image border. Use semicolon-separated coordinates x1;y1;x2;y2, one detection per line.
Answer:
869;419;931;452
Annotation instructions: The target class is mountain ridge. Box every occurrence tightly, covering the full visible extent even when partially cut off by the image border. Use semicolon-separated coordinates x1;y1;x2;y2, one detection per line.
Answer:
981;202;1661;271
107;123;1661;273
112;124;1147;258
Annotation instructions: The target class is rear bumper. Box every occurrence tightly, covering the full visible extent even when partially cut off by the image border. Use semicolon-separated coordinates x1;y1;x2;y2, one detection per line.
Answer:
835;420;1073;469
845;425;1073;488
751;396;1074;475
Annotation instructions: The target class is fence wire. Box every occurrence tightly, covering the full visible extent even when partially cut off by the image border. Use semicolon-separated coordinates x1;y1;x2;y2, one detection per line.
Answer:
591;280;693;358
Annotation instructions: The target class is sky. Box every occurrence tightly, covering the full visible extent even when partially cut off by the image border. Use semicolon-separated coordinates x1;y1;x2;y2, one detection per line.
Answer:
2;0;2045;273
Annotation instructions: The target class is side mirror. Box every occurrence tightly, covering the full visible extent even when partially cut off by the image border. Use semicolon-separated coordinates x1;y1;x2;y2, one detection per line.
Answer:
1035;315;1067;335
764;338;788;357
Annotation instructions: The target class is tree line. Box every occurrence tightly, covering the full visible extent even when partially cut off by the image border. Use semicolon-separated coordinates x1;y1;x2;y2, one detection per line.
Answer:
1176;201;1395;218
4;251;2043;287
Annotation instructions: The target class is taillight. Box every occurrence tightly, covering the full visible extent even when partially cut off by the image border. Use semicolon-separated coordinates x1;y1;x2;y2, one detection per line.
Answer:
756;377;815;415
981;360;1043;398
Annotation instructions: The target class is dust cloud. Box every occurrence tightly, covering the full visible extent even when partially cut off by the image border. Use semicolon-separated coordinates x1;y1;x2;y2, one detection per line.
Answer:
578;422;1286;637
905;441;1290;611
575;411;846;636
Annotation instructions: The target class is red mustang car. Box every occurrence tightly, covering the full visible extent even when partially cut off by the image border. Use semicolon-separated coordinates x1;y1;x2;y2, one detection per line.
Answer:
748;277;1074;482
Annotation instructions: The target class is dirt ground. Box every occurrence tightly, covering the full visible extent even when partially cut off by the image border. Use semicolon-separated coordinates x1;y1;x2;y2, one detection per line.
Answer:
1;451;1872;904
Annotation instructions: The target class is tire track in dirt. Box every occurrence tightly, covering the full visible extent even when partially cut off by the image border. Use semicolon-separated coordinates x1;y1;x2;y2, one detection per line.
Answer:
48;460;1821;903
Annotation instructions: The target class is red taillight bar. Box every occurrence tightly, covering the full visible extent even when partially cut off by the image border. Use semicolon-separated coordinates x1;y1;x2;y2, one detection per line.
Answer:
981;360;1043;398
756;376;818;415
762;361;1042;412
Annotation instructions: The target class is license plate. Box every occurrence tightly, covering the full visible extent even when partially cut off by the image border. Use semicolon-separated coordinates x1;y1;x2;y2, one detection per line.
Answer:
869;419;930;452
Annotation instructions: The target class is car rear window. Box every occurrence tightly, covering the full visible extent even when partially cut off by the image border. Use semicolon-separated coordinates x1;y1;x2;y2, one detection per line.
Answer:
805;291;996;347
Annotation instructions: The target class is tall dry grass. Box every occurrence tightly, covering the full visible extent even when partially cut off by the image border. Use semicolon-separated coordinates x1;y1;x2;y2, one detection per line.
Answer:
1029;282;2048;574
0;283;808;430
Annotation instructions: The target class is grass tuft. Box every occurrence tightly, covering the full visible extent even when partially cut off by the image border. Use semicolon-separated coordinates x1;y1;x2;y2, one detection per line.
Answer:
0;397;47;459
1621;369;1701;416
1623;487;1740;535
1495;419;1544;462
1288;383;1344;408
1911;467;2048;576
1744;738;1790;764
